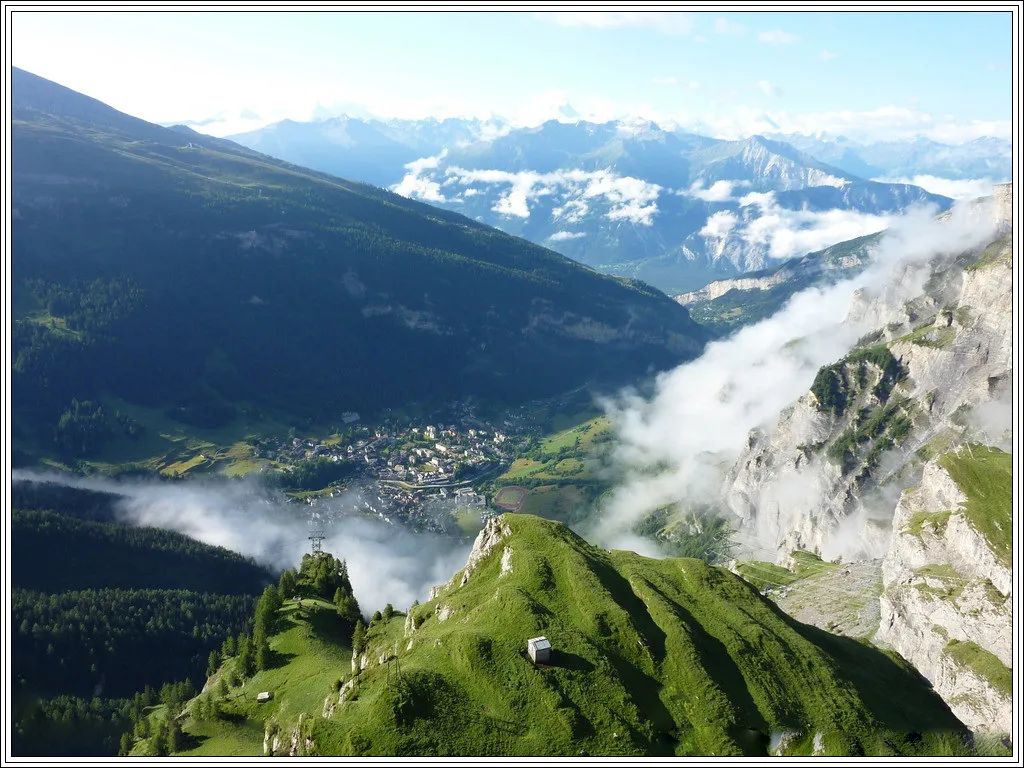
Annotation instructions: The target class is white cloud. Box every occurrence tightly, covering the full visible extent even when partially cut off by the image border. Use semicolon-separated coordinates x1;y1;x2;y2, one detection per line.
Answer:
725;191;892;260
758;29;800;45
877;175;1002;200
756;80;782;98
738;191;775;208
549;230;586;242
12;471;471;612
686;179;742;202
553;199;590;224
699;210;739;238
744;207;890;259
713;17;746;36
819;49;839;60
536;11;694;36
391;151;449;202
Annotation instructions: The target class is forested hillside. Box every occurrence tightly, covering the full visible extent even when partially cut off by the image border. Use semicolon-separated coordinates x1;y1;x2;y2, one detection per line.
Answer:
11;481;273;756
12;68;706;465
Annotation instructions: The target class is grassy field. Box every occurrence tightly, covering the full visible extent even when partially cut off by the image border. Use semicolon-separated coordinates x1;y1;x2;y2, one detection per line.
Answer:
733;551;839;592
493;416;613;523
15;391;318;479
492;486;528;511
943;640;1011;697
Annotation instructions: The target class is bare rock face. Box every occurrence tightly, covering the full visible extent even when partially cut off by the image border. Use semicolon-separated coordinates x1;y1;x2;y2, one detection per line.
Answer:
429;515;512;597
723;213;1010;561
263;722;283;756
404;610;416;636
464;515;512;578
351;650;369;673
876;457;1011;734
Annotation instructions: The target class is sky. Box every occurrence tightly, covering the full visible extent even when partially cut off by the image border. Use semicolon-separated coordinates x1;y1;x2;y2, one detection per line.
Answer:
11;10;1015;142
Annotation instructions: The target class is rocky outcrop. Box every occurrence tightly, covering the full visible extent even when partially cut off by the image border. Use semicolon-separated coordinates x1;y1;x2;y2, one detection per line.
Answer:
263;715;314;757
430;515;511;597
876;456;1011;734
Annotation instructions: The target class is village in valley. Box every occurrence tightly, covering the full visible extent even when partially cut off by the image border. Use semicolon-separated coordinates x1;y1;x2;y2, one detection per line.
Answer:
249;403;533;533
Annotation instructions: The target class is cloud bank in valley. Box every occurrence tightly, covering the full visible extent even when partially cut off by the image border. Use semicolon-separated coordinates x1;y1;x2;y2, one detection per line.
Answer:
590;197;998;555
11;470;470;613
392;163;664;225
695;190;893;262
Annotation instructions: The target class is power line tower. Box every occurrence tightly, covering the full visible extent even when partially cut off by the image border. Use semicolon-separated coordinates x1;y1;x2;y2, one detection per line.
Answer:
308;530;327;556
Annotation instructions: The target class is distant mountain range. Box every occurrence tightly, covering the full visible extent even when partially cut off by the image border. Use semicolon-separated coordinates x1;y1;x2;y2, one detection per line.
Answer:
11;68;706;462
772;134;1011;181
227;117;1003;293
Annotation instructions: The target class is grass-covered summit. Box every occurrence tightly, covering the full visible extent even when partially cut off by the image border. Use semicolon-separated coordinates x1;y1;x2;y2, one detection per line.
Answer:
175;514;966;757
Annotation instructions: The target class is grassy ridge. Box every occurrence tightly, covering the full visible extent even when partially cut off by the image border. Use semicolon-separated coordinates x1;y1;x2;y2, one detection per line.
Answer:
186;514;966;756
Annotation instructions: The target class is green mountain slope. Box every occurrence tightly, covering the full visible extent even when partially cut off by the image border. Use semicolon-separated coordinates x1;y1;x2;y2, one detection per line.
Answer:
12;68;706;463
175;514;966;757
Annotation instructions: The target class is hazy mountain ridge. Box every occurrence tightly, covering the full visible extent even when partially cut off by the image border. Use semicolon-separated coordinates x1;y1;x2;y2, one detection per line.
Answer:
229;116;958;293
774;134;1011;182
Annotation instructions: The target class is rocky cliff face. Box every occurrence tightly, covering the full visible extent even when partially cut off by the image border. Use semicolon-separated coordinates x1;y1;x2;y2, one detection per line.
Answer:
723;206;1010;560
876;451;1011;733
722;187;1012;737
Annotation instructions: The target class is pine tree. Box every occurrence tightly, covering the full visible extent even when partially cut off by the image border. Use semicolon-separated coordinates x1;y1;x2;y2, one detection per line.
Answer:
207;649;220;677
255;635;271;671
217;677;229;698
382;603;394;621
237;634;254;677
279;568;297;597
119;731;132;756
168;717;182;754
152;720;168;756
352;619;367;655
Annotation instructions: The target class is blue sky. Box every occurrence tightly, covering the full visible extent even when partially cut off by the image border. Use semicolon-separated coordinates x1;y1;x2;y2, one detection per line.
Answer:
12;10;1014;141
